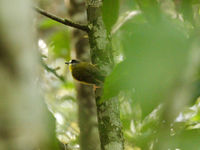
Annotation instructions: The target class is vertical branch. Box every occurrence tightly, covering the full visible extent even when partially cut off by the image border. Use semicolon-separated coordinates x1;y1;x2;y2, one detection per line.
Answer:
66;1;101;150
86;0;124;150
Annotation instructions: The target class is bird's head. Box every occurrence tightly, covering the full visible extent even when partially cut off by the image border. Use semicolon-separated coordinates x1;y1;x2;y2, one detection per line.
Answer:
65;59;80;66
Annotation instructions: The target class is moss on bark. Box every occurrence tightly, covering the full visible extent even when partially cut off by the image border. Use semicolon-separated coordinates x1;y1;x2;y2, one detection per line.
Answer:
86;1;124;150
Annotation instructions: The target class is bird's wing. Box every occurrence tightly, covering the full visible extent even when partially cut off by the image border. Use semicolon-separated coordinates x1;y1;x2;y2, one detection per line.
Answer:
72;63;105;85
86;64;105;82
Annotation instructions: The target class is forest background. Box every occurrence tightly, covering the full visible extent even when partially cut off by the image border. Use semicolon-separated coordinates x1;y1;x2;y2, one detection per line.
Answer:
0;0;200;150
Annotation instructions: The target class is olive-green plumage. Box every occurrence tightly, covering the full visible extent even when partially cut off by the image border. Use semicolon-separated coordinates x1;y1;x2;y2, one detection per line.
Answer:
65;60;105;86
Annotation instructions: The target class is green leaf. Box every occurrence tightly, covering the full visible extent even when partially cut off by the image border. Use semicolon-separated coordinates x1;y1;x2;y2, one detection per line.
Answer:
103;18;189;117
39;18;61;30
102;0;119;32
135;0;160;23
48;30;70;58
155;129;200;150
176;0;194;24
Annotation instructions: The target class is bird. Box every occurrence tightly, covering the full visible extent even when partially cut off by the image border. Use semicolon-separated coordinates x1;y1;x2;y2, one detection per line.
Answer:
65;59;105;88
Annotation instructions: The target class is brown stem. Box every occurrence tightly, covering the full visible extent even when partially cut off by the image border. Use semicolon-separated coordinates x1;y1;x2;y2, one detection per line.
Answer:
34;7;90;32
41;60;66;82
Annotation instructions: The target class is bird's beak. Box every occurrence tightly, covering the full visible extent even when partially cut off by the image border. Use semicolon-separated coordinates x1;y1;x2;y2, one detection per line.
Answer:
65;62;70;65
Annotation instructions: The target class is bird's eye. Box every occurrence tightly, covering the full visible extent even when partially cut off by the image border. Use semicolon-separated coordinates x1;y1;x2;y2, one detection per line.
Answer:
70;59;79;64
71;60;75;63
69;60;74;63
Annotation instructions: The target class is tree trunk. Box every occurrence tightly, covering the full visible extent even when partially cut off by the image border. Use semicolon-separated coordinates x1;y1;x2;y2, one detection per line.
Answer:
66;0;101;150
85;0;124;150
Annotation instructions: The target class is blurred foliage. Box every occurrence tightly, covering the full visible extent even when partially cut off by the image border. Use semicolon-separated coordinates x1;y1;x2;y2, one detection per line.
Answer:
103;17;189;116
38;18;71;59
102;0;119;32
36;0;200;150
36;1;79;149
104;0;200;149
49;30;70;58
39;18;61;29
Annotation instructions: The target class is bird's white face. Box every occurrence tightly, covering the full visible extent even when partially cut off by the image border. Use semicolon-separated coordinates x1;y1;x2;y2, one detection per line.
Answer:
65;59;80;65
66;60;79;72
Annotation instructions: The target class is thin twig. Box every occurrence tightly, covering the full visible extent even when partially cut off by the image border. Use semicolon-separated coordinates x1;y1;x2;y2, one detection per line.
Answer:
34;7;90;32
41;60;66;83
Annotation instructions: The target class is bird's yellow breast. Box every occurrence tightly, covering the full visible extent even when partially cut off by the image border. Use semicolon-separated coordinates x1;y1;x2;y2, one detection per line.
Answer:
69;64;72;72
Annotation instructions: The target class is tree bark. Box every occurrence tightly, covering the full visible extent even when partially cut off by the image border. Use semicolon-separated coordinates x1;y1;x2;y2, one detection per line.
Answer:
66;0;101;150
36;0;125;149
85;0;124;150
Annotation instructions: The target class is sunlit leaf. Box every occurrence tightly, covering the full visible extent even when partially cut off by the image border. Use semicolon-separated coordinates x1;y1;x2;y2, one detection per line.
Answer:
48;30;70;58
39;18;61;30
175;97;200;130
